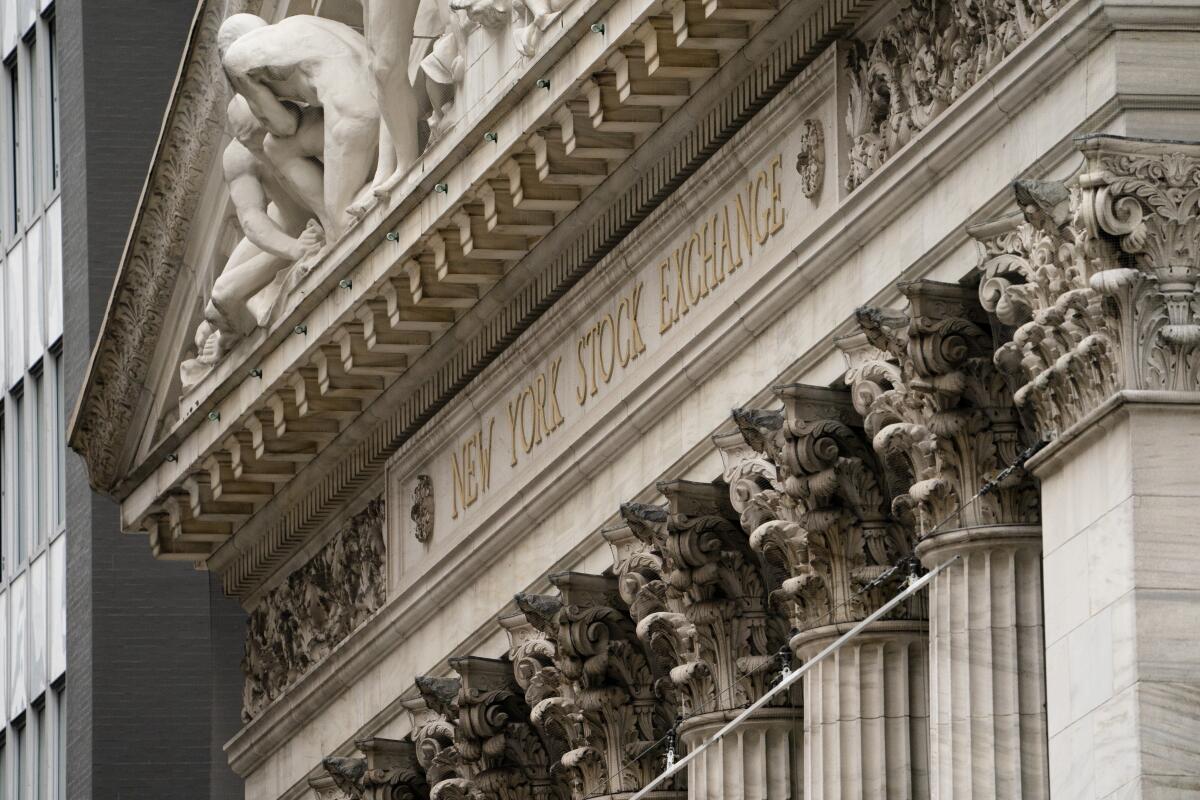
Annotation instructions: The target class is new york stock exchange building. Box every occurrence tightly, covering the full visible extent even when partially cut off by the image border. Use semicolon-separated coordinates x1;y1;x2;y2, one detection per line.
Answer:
68;0;1200;796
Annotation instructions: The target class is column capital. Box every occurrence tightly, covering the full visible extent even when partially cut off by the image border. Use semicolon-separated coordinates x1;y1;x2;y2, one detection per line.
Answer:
978;135;1200;441
843;281;1041;534
508;574;680;799
615;484;790;717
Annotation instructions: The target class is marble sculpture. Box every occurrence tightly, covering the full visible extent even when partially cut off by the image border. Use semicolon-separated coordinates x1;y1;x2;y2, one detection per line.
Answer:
182;0;579;392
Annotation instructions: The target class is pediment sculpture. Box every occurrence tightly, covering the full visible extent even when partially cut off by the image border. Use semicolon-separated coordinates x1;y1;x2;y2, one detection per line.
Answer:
182;2;501;393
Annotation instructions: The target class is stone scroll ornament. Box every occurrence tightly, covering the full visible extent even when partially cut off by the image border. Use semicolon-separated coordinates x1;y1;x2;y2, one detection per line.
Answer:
241;499;385;721
844;0;1064;192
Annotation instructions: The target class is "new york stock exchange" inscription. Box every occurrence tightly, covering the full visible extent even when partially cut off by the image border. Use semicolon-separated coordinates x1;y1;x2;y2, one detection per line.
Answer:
446;153;787;522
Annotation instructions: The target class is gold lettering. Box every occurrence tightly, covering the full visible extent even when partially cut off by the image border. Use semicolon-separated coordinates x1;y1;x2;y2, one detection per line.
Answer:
629;282;646;357
672;245;690;321
506;395;522;466
691;231;708;299
754;169;769;246
521;385;538;453
658;259;672;334
702;216;719;286
770;154;785;234
534;373;554;439
575;335;588;406
548;357;564;428
450;448;466;519
599;313;616;383
733;193;753;271
719;204;736;275
588;323;600;397
451;421;494;518
464;436;478;506
478;418;494;492
616;297;630;367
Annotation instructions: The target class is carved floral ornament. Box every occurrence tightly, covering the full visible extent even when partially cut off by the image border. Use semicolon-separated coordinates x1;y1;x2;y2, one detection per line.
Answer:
844;0;1065;192
411;475;435;543
794;118;824;200
242;500;385;721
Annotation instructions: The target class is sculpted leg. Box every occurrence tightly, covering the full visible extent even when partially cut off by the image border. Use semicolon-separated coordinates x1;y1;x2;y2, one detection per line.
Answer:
323;112;380;238
210;247;290;335
262;109;329;234
363;0;421;199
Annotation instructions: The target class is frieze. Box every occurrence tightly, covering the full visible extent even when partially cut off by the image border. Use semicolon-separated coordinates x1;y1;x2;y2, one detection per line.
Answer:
242;499;385;721
844;0;1065;192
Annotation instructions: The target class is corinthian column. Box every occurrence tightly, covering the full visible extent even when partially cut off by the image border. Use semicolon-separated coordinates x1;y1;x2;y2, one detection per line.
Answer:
844;281;1048;799
729;388;930;799
978;135;1200;797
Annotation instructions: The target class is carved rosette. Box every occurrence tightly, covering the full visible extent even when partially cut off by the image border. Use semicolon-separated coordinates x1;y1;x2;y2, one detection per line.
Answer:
978;136;1200;440
841;282;1040;534
412;475;435;543
844;0;1063;192
242;499;386;721
795;119;824;200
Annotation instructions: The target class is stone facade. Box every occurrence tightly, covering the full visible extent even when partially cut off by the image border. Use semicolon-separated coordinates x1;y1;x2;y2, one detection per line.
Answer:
68;0;1200;798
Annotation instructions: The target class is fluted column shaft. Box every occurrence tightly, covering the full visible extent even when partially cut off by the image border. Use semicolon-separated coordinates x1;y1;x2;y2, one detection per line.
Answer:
793;622;929;799
916;524;1048;799
679;710;802;800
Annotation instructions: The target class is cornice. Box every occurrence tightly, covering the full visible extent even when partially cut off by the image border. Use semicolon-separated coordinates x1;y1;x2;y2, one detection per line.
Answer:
67;0;262;492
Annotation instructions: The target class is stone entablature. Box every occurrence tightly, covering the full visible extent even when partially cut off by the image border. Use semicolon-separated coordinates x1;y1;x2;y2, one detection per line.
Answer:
220;3;1196;790
72;0;814;569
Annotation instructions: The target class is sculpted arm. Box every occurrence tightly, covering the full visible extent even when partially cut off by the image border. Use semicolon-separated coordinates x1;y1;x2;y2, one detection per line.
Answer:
224;144;310;262
224;41;300;137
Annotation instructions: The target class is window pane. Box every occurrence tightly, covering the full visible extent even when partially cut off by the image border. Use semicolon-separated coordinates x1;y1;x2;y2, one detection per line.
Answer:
52;353;63;528
25;35;37;210
37;705;46;800
32;369;43;547
1;412;5;578
14;723;23;800
6;56;18;233
54;688;64;800
47;17;58;192
14;390;25;566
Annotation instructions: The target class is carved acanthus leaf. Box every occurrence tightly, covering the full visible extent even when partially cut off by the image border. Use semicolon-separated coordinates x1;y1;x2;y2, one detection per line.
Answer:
978;136;1200;440
843;283;1041;533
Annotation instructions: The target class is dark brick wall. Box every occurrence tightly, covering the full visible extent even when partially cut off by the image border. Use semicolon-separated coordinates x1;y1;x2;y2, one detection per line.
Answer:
58;1;246;798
